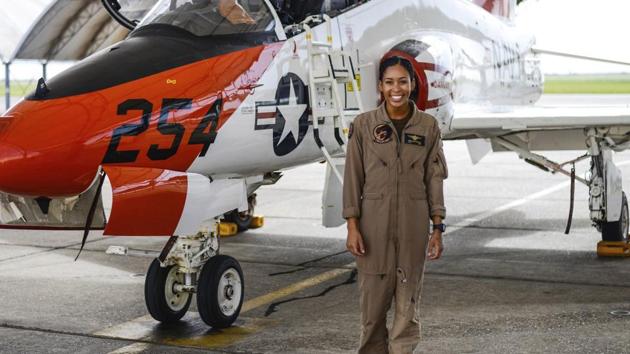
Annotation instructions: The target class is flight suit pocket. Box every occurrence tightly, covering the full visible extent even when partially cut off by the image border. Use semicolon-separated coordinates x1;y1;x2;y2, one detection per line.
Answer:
437;150;449;178
403;128;429;169
409;192;426;200
398;198;430;271
358;195;390;274
363;192;382;200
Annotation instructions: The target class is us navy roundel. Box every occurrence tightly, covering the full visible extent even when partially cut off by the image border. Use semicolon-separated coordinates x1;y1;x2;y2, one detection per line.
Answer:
254;73;310;156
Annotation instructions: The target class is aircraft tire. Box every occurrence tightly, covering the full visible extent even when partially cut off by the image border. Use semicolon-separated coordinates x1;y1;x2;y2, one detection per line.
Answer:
224;209;252;232
197;255;244;328
144;258;192;323
602;192;629;242
224;195;255;231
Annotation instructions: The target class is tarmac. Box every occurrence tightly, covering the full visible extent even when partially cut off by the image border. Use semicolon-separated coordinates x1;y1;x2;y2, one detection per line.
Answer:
2;95;630;353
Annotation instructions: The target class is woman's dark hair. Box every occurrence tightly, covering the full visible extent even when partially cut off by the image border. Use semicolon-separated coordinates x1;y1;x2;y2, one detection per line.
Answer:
379;56;415;82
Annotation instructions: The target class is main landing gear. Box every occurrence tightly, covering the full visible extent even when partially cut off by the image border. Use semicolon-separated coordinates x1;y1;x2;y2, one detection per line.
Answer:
585;130;630;256
144;220;245;327
223;194;257;232
495;128;630;256
221;194;264;236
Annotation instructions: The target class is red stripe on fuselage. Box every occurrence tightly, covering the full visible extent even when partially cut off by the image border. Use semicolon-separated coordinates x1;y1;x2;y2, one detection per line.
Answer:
103;166;187;236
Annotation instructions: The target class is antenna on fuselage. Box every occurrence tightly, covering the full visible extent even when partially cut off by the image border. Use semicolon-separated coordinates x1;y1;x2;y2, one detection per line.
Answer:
34;78;50;99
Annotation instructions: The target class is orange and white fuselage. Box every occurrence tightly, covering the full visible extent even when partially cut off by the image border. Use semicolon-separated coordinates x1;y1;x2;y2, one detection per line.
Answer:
0;0;542;235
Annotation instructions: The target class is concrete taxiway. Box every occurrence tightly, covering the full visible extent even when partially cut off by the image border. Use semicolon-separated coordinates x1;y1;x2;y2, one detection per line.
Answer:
2;95;630;353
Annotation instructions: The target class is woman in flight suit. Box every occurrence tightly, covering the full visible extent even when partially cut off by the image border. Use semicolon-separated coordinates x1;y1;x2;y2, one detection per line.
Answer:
343;56;448;354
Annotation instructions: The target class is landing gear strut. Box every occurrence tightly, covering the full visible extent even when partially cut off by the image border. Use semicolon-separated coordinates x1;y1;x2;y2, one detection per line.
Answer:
143;221;245;327
584;129;630;256
494;130;630;256
586;129;628;241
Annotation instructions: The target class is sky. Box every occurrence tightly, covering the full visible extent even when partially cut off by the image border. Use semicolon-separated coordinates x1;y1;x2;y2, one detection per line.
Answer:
0;0;51;61
2;0;630;82
515;0;630;74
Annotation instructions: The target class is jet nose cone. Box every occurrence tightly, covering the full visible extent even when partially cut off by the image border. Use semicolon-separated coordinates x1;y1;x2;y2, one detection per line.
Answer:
0;100;101;197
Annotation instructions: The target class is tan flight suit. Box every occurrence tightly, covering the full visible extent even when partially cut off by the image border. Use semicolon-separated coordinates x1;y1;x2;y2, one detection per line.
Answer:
343;103;447;354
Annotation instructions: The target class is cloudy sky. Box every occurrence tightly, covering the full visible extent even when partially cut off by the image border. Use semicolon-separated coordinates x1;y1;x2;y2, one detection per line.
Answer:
515;0;630;74
2;0;630;81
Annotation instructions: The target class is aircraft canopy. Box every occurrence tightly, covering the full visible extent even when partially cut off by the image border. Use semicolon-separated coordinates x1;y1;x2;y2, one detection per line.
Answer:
12;0;155;61
134;0;277;37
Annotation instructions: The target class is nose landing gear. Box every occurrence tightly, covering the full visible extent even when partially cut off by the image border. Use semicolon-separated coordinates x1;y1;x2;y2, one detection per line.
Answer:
145;259;193;323
143;220;245;327
197;255;244;328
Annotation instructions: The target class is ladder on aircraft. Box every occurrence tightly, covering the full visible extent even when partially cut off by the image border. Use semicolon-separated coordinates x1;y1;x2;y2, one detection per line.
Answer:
303;15;364;184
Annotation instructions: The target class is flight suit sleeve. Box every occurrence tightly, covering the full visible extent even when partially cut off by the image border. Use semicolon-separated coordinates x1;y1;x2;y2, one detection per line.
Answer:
342;119;365;219
424;120;448;219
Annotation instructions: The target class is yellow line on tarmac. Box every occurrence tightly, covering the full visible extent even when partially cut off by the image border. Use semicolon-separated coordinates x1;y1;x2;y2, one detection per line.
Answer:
101;262;355;352
241;264;354;313
107;342;150;354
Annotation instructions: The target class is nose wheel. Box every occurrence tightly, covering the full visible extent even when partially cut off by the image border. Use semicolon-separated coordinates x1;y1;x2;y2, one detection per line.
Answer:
197;255;244;328
143;228;244;327
144;258;192;323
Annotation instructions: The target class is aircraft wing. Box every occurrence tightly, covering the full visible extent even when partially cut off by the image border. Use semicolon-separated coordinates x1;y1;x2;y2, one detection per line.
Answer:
451;104;630;134
449;103;630;164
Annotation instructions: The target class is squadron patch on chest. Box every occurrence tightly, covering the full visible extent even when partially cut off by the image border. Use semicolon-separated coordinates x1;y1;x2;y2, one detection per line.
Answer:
404;133;426;146
373;124;393;144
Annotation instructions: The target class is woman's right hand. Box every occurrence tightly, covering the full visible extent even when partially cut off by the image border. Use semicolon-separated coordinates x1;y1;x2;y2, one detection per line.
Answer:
346;220;366;257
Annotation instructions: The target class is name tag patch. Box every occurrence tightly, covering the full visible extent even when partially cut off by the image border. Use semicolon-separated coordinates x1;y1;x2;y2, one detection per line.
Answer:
404;133;425;146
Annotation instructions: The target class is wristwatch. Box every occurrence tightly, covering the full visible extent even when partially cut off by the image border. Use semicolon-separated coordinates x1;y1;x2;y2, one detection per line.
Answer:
432;223;446;233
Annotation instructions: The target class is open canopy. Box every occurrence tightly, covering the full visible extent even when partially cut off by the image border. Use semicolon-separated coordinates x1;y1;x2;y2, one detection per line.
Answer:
134;0;276;37
0;0;53;62
12;0;156;61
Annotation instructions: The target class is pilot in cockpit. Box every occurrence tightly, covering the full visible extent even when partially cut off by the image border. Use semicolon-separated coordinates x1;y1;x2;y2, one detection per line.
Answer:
152;0;261;36
270;0;359;25
217;0;257;25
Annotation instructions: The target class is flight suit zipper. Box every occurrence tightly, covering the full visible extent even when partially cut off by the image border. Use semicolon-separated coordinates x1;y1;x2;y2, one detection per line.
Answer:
386;120;403;276
387;116;415;280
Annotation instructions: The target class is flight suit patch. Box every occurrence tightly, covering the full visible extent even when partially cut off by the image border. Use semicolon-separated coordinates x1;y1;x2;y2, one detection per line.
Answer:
373;124;393;144
404;133;425;146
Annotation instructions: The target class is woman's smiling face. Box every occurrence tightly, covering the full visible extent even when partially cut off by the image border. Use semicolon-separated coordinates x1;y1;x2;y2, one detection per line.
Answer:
379;64;415;110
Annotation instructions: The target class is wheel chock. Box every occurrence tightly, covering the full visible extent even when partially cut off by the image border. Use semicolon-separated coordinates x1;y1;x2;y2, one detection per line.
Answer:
249;215;264;229
597;241;630;257
219;222;238;237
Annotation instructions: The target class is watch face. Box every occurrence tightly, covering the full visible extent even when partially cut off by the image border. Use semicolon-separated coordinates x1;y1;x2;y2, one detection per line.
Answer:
434;224;446;232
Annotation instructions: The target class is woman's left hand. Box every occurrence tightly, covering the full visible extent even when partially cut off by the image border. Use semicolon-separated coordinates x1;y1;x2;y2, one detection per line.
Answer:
427;231;443;260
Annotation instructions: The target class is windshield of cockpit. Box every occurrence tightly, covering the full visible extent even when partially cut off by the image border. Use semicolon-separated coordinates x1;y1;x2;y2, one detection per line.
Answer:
135;0;277;37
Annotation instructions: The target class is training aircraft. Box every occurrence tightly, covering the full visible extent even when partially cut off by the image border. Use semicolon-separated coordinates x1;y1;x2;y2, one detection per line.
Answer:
1;0;630;328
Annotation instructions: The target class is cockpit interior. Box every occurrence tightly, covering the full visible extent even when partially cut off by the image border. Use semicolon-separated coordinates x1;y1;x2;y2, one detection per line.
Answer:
106;0;365;40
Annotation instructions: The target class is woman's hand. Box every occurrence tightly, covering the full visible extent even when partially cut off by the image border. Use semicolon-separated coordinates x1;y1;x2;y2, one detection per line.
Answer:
347;228;366;256
346;218;366;257
427;230;443;260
